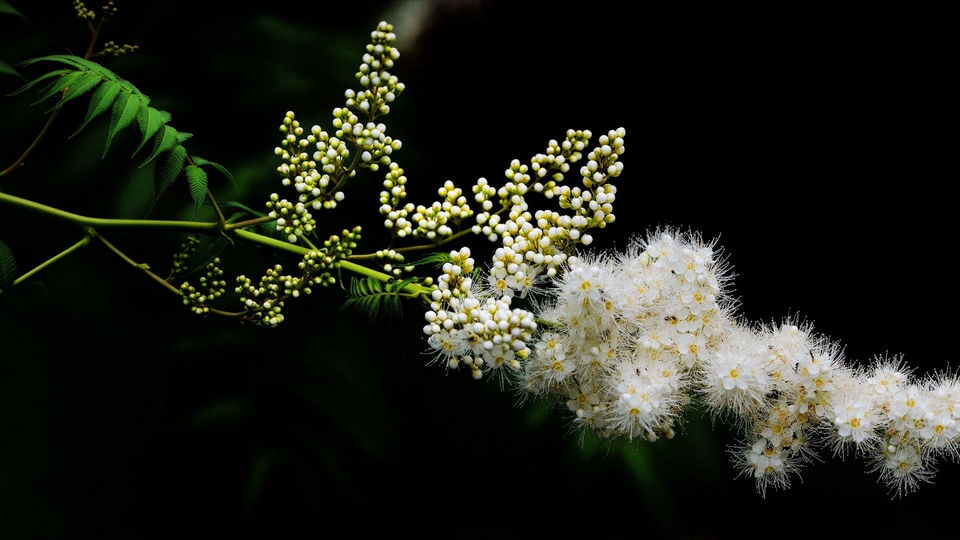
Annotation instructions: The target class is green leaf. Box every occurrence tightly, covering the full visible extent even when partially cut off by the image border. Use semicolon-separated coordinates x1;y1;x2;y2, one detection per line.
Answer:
404;252;454;268
44;71;103;112
220;201;266;219
71;80;123;137
7;68;72;97
143;144;187;217
11;56;119;102
192;156;237;187
104;90;143;157
0;59;23;80
134;106;170;156
185;164;209;212
31;70;86;106
0;238;16;291
18;55;119;82
342;276;412;321
220;201;280;235
156;144;187;199
0;1;25;17
138;124;179;167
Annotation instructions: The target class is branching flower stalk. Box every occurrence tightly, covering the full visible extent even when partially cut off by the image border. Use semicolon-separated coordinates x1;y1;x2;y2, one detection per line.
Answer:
1;4;957;502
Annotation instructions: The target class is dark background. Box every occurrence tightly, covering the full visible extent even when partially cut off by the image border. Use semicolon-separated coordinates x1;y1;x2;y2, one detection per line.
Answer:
1;1;959;538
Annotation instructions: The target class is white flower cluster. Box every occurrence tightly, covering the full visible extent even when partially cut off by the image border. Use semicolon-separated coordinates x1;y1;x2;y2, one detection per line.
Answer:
427;227;960;498
719;325;960;498
525;230;733;443
422;247;537;382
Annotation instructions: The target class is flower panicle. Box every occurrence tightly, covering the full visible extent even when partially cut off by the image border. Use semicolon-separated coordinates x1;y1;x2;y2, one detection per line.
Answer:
423;224;960;498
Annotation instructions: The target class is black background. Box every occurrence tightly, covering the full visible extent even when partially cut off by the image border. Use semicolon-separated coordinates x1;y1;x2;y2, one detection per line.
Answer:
2;1;959;538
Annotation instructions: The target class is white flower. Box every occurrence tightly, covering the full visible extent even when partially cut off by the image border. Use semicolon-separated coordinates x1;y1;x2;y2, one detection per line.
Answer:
527;332;576;387
867;438;934;498
698;327;772;419
487;266;518;293
735;439;794;498
889;384;931;435
833;396;878;447
919;411;959;451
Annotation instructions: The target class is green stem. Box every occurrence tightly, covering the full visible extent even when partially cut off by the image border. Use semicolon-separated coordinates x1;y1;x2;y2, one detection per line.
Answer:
225;215;271;230
0;192;433;298
90;228;181;295
232;228;432;297
232;228;307;256
0;191;220;233
91;228;244;318
12;234;92;286
0;108;63;178
348;226;478;260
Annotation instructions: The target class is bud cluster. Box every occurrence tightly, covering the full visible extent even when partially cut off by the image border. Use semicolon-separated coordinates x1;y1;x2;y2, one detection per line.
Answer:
99;40;140;57
235;227;361;327
271;22;404;247
72;0;96;21
179;257;227;315
168;234;200;280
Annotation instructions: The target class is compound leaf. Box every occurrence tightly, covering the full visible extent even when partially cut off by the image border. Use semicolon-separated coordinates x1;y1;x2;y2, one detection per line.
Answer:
71;80;123;137
343;276;413;321
18;55;119;82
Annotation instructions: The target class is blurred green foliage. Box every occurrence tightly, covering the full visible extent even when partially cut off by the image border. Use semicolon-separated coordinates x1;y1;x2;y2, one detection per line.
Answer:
2;1;960;538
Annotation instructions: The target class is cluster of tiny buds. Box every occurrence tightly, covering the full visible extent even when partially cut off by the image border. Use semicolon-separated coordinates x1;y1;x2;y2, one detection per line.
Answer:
323;226;362;259
430;247;474;302
266;192;315;244
72;0;96;21
272;112;348;234
168;234;200;279
352;21;405;117
331;109;400;172
233;228;360;326
379;162;415;237
99;40;140;57
272;23;407;241
374;248;414;277
179;258;226;315
467;128;625;300
528;130;591;194
409;180;473;241
235;264;291;327
559;128;624;227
